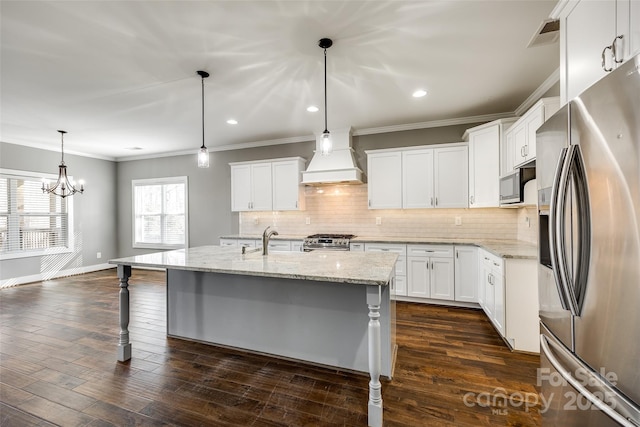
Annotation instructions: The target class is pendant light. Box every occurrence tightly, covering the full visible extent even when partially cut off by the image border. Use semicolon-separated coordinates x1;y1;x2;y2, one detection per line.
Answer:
42;130;84;198
196;70;210;168
319;38;333;156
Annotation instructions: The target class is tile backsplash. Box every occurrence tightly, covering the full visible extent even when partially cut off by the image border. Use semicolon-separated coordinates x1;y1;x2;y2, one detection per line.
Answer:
239;184;537;243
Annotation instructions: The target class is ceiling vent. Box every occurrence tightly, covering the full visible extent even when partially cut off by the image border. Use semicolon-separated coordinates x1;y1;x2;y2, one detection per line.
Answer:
527;19;560;48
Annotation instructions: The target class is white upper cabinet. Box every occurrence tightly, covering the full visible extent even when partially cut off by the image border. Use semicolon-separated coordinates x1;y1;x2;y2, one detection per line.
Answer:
465;119;516;208
433;146;468;208
506;97;560;170
367;151;402;209
367;143;468;210
272;158;306;211
230;157;305;212
558;0;640;103
402;149;434;209
231;163;272;212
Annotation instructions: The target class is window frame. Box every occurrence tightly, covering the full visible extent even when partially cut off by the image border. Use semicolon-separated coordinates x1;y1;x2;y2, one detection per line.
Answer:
0;168;75;260
131;176;189;250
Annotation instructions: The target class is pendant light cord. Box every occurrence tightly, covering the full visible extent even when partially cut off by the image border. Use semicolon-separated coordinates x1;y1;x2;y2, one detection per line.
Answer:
323;47;328;133
59;130;66;165
201;74;205;150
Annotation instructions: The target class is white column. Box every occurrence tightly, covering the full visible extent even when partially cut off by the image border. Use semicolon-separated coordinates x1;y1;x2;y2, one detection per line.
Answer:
117;264;132;362
367;285;383;427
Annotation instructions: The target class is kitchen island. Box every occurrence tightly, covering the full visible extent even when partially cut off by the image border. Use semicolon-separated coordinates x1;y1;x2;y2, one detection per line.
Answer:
109;245;397;427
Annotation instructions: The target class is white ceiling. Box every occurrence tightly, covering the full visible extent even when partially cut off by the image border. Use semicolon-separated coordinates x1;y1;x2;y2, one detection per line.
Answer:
0;0;559;161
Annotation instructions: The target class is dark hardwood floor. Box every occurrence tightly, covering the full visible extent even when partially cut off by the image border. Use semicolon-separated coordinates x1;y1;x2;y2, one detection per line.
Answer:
0;269;542;426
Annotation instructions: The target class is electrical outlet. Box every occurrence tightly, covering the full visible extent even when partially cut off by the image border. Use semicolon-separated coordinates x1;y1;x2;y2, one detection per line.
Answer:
526;217;531;228
455;216;462;226
253;217;259;225
376;217;382;225
96;252;102;259
305;217;311;225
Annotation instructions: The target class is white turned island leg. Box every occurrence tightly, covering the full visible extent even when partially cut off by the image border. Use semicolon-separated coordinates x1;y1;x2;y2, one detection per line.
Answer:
366;285;383;427
117;264;132;362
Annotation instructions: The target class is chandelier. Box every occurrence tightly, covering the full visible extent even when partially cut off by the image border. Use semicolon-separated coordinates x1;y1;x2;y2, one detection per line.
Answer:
42;130;84;198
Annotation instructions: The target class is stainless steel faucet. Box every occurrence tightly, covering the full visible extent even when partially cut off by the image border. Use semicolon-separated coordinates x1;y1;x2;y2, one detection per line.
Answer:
262;226;279;255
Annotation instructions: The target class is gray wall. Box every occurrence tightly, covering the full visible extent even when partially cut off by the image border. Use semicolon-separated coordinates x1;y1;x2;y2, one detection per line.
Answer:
1;122;479;276
0;142;117;280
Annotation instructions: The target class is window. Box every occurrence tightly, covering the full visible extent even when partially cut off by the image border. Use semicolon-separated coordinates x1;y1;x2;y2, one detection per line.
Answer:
132;177;188;249
0;169;74;260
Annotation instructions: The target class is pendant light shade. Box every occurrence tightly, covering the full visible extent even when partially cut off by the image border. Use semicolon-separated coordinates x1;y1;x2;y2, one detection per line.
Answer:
197;70;210;168
319;38;333;156
42;130;84;198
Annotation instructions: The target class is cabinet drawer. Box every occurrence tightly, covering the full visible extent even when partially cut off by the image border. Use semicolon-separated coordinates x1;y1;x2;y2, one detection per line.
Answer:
350;242;365;252
480;250;503;273
238;239;259;248
407;244;453;258
365;243;407;276
268;241;292;251
219;239;237;247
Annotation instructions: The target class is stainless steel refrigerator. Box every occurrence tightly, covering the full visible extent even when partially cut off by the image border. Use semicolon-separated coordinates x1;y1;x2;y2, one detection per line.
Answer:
536;53;640;426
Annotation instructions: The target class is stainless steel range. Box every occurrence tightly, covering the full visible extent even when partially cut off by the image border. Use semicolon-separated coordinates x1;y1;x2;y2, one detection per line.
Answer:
302;234;355;251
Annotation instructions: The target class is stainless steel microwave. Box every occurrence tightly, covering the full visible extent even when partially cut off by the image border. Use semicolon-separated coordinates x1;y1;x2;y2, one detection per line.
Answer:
499;168;535;204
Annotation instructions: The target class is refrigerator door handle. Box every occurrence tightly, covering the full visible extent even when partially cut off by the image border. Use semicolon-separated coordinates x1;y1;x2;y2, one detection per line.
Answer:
554;144;580;315
549;146;572;312
568;144;591;315
540;334;640;427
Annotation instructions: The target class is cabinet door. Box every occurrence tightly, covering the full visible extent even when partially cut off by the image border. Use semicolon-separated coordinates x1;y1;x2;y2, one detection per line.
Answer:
430;257;454;300
513;123;527;167
231;164;252;211
454;246;478;303
468;125;500;207
368;151;402;209
563;0;617;102
492;268;505;336
433;146;468;208
629;1;640;59
251;163;273;211
525;107;543;161
395;275;407;297
407;257;430;298
272;160;301;211
484;265;495;320
502;130;516;176
402;149;434;208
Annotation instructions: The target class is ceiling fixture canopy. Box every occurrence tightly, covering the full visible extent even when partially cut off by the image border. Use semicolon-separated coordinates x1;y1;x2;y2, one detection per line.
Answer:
319;37;333;156
42;130;84;198
197;70;210;168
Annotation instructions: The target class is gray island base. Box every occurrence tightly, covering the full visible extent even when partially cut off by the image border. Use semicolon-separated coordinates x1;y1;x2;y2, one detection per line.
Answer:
109;246;397;427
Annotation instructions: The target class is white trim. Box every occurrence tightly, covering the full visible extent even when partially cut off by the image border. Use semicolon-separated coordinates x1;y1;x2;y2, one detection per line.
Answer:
131;176;189;250
0;141;116;162
514;68;560;116
0;263;114;289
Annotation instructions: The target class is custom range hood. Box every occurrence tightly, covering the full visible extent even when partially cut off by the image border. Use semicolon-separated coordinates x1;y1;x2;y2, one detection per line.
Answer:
301;128;363;185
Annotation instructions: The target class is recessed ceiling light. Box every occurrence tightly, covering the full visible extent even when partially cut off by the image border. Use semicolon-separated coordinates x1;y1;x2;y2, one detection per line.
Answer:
307;105;319;112
125;147;143;150
226;119;238;125
412;89;427;98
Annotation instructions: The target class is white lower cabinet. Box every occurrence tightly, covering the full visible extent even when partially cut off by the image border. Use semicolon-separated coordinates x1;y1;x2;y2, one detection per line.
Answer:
454;245;478;303
407;244;454;300
477;249;539;352
365;243;407;296
219;238;303;252
267;240;292;253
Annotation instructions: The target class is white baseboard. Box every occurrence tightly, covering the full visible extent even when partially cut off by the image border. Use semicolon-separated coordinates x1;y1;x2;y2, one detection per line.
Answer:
0;263;115;288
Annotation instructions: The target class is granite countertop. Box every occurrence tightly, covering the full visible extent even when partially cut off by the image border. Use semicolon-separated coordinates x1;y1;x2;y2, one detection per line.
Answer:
109;245;397;286
220;235;537;259
351;237;537;259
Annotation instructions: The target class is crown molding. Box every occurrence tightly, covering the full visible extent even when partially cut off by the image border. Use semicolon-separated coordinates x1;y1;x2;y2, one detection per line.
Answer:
515;67;560;116
0;140;116;161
